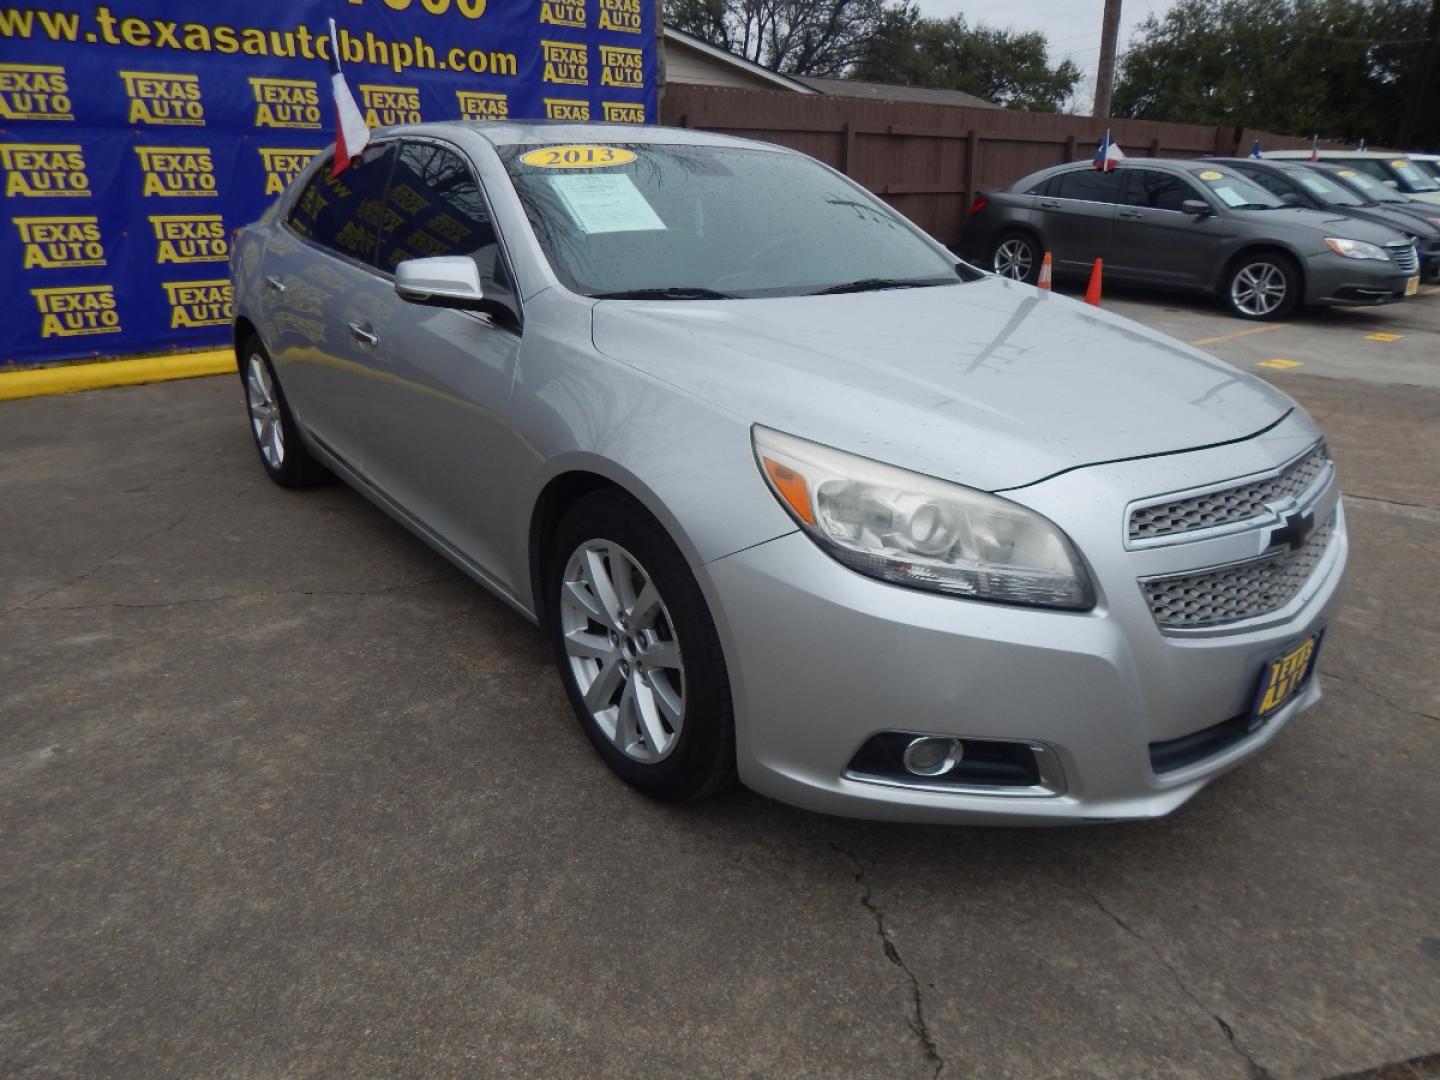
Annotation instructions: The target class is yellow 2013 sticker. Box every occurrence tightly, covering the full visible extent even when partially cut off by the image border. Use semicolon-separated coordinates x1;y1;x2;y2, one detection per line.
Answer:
518;145;636;169
1198;170;1224;180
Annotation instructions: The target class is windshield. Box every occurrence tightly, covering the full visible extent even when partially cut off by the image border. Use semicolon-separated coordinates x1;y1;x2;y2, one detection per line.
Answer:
1332;168;1408;203
1189;168;1283;209
1285;168;1365;206
1387;158;1440;192
498;142;963;298
1412;158;1440;182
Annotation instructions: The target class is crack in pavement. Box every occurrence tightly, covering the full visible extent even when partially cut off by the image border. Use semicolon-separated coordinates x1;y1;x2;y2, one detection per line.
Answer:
1343;493;1440;522
1323;669;1440;725
832;844;945;1080
1081;887;1274;1080
17;576;452;615
1323;1050;1440;1079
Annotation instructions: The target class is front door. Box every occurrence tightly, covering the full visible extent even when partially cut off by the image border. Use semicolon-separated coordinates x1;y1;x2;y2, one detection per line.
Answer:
1108;167;1222;289
346;138;525;580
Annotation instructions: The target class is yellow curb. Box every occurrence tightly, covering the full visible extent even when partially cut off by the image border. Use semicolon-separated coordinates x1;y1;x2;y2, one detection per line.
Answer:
0;350;234;401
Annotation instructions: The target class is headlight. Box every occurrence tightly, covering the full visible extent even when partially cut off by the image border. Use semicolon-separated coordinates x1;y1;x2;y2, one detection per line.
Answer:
752;426;1093;610
1325;237;1390;260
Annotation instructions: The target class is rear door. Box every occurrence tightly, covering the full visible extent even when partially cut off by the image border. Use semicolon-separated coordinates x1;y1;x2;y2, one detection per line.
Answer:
265;142;397;470
1035;168;1121;273
1108;167;1222;289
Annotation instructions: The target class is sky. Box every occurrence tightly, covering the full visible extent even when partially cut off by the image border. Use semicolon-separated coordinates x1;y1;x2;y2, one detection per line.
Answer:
913;0;1178;98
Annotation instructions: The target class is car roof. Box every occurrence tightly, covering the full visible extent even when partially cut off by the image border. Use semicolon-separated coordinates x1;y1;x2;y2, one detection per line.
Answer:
363;120;786;154
1266;149;1399;159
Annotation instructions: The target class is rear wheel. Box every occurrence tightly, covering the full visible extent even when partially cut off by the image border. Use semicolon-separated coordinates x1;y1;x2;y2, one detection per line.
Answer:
546;489;735;802
240;336;329;488
989;232;1041;284
1224;253;1300;320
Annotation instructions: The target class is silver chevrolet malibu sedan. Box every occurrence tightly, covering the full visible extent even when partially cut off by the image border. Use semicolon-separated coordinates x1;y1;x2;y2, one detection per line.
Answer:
230;122;1347;824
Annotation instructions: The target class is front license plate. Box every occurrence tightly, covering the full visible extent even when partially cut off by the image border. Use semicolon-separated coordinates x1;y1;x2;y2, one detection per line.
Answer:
1251;631;1324;727
1406;275;1420;296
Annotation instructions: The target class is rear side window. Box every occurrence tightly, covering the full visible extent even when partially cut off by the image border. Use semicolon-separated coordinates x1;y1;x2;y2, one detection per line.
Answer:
1049;169;1122;204
286;144;396;266
1121;169;1201;211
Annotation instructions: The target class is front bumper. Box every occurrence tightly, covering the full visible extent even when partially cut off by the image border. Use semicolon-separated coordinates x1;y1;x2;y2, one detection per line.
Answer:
698;419;1348;824
1305;251;1417;306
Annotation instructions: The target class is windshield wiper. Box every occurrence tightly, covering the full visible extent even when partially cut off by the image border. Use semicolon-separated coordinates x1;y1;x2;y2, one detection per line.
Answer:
809;277;945;295
591;287;735;300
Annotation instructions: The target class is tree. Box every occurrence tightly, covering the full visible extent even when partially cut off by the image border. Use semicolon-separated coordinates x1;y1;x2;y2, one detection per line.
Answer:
1112;0;1440;148
665;0;892;76
853;9;1083;111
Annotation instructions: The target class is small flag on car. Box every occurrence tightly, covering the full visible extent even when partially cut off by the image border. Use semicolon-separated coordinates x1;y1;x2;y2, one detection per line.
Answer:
327;18;370;178
1357;138;1367;152
1093;129;1124;172
1250;139;1263;159
1309;135;1320;162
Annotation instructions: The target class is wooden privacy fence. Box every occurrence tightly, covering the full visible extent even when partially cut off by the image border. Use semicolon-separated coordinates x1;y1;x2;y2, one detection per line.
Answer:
660;85;1347;245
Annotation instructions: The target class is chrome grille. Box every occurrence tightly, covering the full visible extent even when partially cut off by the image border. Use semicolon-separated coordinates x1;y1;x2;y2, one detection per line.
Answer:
1128;443;1328;542
1142;513;1336;629
1389;243;1419;274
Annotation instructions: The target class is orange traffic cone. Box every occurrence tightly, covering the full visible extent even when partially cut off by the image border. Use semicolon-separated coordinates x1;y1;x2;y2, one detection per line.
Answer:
1084;258;1103;306
1037;251;1053;291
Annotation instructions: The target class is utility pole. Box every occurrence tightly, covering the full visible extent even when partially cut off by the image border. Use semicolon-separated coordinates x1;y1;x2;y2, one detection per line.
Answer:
1395;0;1440;148
1093;0;1123;119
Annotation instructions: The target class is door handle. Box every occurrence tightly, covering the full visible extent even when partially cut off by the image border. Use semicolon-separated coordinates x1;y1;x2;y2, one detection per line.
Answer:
1118;209;1143;219
264;274;286;293
1039;199;1060;209
348;321;378;347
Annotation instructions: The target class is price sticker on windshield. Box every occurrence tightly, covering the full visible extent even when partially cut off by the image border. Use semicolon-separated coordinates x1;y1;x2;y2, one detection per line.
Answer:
1198;170;1224;180
519;145;636;169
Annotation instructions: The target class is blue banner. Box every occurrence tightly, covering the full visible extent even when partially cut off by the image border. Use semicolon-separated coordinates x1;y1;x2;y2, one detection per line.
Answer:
0;0;657;366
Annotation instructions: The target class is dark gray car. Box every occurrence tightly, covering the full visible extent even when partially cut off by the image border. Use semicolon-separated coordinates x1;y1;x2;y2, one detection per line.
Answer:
960;158;1420;319
1211;157;1440;282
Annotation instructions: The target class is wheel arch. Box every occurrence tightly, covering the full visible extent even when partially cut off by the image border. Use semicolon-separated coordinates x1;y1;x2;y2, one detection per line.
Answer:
1215;243;1307;299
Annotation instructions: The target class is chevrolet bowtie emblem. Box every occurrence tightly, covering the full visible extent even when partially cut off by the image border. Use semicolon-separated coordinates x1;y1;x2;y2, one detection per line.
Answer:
1267;508;1315;553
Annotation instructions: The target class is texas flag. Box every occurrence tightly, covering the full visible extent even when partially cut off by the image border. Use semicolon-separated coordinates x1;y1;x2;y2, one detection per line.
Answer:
327;18;370;178
1093;129;1124;172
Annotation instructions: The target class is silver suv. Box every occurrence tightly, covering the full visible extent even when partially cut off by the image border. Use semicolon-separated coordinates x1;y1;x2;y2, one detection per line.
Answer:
232;124;1347;823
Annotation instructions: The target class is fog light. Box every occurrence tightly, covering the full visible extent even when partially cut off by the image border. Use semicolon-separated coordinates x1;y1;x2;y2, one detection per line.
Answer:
901;736;963;777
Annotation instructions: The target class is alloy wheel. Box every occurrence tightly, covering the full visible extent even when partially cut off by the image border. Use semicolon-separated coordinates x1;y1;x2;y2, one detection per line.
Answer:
245;353;284;469
1231;262;1287;317
559;540;685;764
992;238;1034;281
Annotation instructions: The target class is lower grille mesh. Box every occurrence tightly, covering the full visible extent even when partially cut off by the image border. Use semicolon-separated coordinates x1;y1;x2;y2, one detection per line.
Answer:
1142;513;1336;629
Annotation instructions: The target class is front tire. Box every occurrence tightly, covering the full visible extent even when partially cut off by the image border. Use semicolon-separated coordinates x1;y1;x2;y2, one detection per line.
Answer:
1224;253;1300;320
239;336;329;488
546;490;735;802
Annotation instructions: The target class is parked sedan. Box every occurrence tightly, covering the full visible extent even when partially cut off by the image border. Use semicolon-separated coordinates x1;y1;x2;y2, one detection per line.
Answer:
233;122;1347;824
1266;150;1440;206
962;158;1420;319
1309;162;1440;234
1210;156;1440;281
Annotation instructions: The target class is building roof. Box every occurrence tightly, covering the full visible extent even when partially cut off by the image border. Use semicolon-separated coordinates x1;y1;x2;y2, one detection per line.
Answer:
661;26;817;94
792;76;998;109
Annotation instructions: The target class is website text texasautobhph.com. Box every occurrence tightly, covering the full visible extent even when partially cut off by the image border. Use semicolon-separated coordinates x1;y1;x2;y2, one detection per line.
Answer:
0;4;519;76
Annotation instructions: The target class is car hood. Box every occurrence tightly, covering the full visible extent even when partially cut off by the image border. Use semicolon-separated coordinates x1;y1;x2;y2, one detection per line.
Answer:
1260;206;1417;243
589;278;1294;491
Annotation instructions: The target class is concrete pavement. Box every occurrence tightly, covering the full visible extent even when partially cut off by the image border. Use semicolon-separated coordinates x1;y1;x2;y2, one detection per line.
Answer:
2;300;1438;1078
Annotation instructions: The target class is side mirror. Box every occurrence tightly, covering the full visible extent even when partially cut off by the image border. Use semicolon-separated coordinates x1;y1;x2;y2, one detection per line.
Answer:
1280;192;1300;205
1181;199;1212;216
395;256;486;308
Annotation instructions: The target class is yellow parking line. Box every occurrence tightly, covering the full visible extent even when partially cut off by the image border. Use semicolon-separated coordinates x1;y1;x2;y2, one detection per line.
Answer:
0;350;234;401
1191;323;1291;346
1365;332;1402;342
1256;358;1303;370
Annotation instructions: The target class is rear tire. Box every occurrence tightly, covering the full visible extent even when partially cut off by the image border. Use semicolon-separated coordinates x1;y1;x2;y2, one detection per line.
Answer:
989;231;1042;284
545;489;735;803
239;335;329;488
1223;252;1300;321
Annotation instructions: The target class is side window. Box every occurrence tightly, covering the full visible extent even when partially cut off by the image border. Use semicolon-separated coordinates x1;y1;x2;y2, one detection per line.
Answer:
286;144;396;265
1121;169;1201;211
1246;169;1293;199
1050;169;1122;204
377;141;510;295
